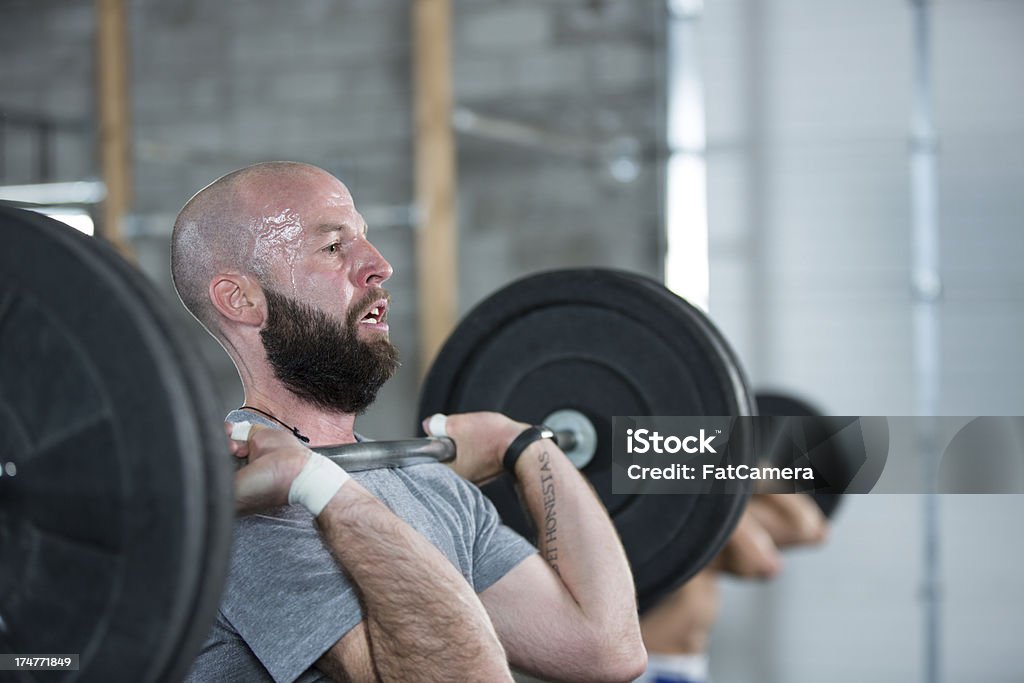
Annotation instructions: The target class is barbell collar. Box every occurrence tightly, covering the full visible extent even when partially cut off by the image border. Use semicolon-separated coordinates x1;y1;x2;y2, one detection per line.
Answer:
552;429;578;452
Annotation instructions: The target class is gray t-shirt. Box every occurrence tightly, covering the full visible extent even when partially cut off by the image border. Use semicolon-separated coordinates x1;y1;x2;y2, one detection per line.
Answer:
187;412;536;683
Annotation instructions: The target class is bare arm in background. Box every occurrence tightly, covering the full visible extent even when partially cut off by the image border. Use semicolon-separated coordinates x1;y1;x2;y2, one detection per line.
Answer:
640;503;782;656
746;493;829;548
640;492;829;658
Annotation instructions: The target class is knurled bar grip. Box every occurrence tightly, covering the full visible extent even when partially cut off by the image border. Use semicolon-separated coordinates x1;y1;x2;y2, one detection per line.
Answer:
317;429;578;472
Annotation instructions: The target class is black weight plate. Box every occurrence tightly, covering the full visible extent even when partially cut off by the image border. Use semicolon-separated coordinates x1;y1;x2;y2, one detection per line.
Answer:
0;205;232;682
567;270;758;599
419;269;754;612
607;270;755;419
755;391;848;518
83;219;234;682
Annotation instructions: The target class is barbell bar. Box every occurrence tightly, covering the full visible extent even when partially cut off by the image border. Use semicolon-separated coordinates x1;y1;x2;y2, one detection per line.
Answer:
316;411;593;472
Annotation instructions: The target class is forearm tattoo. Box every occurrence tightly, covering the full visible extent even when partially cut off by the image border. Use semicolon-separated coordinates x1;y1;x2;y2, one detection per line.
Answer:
538;449;559;574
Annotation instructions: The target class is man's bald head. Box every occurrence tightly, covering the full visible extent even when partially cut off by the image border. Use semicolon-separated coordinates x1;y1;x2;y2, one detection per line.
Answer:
170;161;341;336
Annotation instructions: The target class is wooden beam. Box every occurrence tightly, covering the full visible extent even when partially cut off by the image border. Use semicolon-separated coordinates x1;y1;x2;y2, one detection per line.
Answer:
96;0;134;260
412;0;458;378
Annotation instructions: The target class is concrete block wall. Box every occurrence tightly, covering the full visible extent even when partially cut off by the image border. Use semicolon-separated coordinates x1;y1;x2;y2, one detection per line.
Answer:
453;0;664;311
0;0;95;183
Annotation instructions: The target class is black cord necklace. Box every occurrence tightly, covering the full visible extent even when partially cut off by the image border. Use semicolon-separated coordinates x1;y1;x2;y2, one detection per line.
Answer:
238;405;310;443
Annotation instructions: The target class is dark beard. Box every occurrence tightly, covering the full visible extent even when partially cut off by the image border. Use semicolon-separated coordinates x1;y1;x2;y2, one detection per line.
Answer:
260;287;399;415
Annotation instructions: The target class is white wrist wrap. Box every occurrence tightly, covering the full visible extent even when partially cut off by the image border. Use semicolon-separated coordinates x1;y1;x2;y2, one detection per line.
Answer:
288;452;350;516
427;413;449;437
230;421;253;441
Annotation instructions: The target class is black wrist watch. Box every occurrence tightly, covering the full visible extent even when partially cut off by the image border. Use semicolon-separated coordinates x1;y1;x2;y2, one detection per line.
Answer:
503;425;555;474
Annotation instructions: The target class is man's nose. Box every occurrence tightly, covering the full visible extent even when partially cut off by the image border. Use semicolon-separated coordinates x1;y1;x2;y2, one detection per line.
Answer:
355;240;393;287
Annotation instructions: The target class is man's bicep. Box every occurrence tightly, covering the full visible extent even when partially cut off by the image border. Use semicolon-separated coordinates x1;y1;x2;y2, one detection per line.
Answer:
315;623;378;683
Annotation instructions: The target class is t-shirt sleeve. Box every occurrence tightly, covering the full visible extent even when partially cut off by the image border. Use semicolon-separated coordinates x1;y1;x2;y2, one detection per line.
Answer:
458;477;538;592
220;511;361;683
186;611;275;683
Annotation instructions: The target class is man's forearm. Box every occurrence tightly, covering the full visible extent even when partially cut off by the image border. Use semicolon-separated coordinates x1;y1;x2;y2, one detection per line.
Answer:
514;441;641;643
316;483;512;682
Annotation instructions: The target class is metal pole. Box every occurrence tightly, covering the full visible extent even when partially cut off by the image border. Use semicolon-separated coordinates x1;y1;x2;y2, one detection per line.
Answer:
909;2;942;682
664;0;709;311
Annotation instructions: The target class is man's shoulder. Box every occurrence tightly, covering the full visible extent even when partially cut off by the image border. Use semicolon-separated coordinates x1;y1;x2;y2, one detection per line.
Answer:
380;461;479;499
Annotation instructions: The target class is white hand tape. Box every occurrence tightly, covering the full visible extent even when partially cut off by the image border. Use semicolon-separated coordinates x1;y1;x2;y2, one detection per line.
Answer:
289;452;351;517
231;421;253;441
427;413;449;438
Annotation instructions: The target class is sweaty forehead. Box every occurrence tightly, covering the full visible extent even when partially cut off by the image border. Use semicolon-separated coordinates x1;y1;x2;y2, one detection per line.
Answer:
243;168;354;215
237;168;363;280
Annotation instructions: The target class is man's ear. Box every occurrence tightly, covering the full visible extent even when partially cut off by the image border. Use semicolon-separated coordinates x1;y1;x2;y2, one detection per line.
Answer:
209;273;265;327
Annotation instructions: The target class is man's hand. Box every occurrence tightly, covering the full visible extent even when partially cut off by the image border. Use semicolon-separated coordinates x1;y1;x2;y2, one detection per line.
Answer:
227;422;312;515
747;493;829;548
422;412;528;485
711;507;782;579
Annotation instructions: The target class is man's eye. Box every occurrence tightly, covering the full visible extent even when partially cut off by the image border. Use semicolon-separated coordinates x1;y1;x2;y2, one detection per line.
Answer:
326;242;340;253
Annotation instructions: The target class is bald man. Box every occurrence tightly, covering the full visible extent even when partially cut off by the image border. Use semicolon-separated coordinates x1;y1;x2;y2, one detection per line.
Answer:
172;162;645;683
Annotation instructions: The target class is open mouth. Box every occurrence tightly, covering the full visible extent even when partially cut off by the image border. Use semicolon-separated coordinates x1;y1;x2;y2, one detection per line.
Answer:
359;299;388;325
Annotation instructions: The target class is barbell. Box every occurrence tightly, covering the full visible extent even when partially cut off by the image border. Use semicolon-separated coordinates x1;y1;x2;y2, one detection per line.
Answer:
0;205;757;681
